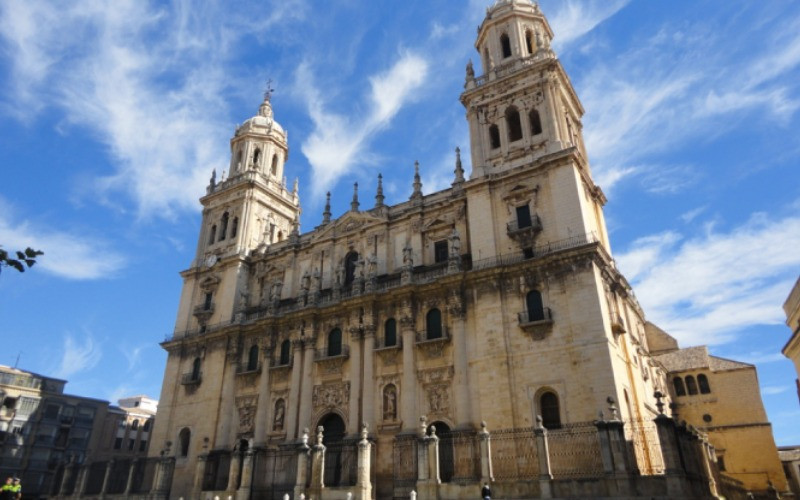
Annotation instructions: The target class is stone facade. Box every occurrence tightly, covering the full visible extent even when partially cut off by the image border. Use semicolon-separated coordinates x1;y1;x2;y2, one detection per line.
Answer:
146;1;782;499
783;276;800;404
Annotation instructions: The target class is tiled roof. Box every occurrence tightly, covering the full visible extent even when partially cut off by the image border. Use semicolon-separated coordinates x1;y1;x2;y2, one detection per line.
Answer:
654;346;752;373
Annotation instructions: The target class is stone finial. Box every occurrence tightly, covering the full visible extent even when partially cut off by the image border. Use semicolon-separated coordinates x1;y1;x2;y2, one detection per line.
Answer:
346;493;353;500
429;425;437;437
316;426;324;446
465;60;475;81
301;428;309;447
453;147;465;185
669;402;679;421
322;191;331;224
375;174;385;208
535;415;544;429
293;177;299;195
351;182;360;212
410;161;423;202
360;423;369;441
419;415;428;437
607;396;619;421
654;391;665;415
209;168;217;189
479;420;489;438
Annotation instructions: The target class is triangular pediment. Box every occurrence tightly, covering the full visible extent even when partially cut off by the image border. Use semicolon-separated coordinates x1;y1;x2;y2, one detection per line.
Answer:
311;211;387;241
422;216;452;231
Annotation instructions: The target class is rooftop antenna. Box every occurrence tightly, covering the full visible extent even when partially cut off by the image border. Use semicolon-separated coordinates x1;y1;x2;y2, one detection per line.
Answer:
263;78;275;102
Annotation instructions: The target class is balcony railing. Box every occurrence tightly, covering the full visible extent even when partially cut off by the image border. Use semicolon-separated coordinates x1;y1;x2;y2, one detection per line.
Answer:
269;355;293;369
236;362;262;375
314;345;350;361
181;372;202;385
416;327;450;344
507;215;542;234
374;337;402;351
518;308;553;326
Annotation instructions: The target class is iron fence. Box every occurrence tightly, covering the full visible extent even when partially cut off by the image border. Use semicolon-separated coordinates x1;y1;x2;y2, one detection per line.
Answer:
84;461;108;495
323;441;358;487
393;435;418;500
61;465;79;496
624;420;666;474
439;430;480;484
130;457;159;494
106;459;131;494
547;422;604;479
490;427;539;480
202;451;231;491
252;447;299;500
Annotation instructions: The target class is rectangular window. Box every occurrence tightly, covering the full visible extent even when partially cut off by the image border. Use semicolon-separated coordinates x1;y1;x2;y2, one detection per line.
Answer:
128;439;135;451
434;240;448;263
44;404;60;419
516;205;532;229
204;293;213;310
139;440;147;452
114;437;122;450
717;456;725;471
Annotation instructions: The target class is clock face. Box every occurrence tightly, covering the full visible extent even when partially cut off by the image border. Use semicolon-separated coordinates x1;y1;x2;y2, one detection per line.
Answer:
205;255;218;267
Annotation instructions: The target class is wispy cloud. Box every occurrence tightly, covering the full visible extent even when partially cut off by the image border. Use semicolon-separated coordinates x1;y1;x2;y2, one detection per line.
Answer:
617;210;800;346
54;332;102;379
0;0;302;219
297;52;429;197
541;0;631;51
0;199;126;280
761;385;788;396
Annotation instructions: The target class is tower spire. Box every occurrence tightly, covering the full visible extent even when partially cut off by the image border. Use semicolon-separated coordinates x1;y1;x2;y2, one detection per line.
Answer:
322;191;331;224
351;182;360;212
453;147;465;185
410;161;423;203
375;174;385;208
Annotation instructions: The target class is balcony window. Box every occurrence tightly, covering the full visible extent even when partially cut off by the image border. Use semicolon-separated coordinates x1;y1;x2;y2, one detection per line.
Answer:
426;309;443;340
203;293;212;311
246;345;259;372
516;205;532;229
344;252;359;285
434;240;448;263
191;358;201;382
540;391;561;429
384;318;397;347
673;377;686;396
525;290;545;322
279;340;291;366
698;374;711;394
328;328;342;357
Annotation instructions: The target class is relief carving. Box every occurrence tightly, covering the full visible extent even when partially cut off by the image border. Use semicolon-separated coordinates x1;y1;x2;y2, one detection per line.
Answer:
313;382;350;412
427;384;450;414
236;395;258;433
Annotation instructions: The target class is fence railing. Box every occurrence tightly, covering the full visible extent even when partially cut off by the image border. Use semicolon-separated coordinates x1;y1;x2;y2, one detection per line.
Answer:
84;461;108;495
624;419;666;474
130;457;159;494
202;451;231;491
251;447;298;498
548;423;605;479
392;435;418;496
490;427;539;480
323;441;358;487
439;430;481;484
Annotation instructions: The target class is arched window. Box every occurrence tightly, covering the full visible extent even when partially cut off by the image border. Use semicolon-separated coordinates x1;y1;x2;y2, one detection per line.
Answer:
271;154;278;176
277;231;283;241
131;420;139;430
178;428;191;457
219;212;229;241
253;148;261;166
506;106;523;142
328;328;342;357
247;345;259;372
529;109;543;136
344;252;359;286
426;308;442;340
279;339;291;366
525;290;545;322
208;225;217;245
489;124;501;149
540;391;561;429
698;374;711;394
673;377;686;396
525;30;534;54
230;217;239;239
384;318;397;347
500;33;512;58
191;357;201;382
685;375;698;395
143;420;151;431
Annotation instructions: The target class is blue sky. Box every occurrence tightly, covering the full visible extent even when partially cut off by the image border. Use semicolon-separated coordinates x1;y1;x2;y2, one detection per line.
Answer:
1;0;799;444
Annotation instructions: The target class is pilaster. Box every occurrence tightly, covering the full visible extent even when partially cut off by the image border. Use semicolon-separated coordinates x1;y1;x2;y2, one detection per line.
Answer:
286;338;304;439
298;336;316;435
348;325;363;436
400;314;417;432
253;346;273;446
362;324;376;433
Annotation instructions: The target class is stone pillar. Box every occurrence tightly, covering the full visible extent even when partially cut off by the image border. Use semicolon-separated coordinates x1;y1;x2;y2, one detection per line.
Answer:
534;418;553;499
99;459;114;499
227;451;242;493
309;426;326;499
419;422;441;499
654;415;688;498
253;346;273;447
400;315;417;432
73;464;89;499
348;325;363;436
123;459;138;495
294;428;311;500
362;325;376;433
217;346;239;449
154;457;175;499
448;293;472;429
297;338;316;436
356;424;373;500
286;339;304;439
416;417;430;483
193;454;208;499
478;421;494;483
236;449;255;500
58;461;75;497
697;432;719;499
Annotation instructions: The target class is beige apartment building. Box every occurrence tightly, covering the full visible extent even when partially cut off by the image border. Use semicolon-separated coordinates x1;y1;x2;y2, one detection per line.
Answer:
145;1;788;499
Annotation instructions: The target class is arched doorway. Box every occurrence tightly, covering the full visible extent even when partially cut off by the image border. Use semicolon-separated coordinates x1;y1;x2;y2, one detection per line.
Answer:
428;421;454;482
318;413;350;486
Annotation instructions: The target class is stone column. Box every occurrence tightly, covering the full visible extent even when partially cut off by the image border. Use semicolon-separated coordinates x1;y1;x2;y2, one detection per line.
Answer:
73;464;89;499
349;325;363;436
236;449;255;500
356;424;373;500
698;432;719;498
309;427;326;499
298;337;317;436
227;451;242;493
534;418;553;499
58;461;75;497
286;339;304;439
192;454;208;499
654;414;688;498
416;417;430;483
217;346;240;449
154;458;175;499
253;346;273;447
123;459;138;495
362;324;376;433
294;429;311;500
448;292;472;429
99;459;114;499
478;421;494;483
400;314;417;432
416;419;441;499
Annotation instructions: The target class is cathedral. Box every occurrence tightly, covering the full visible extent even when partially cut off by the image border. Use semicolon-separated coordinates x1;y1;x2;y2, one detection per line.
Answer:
145;1;784;499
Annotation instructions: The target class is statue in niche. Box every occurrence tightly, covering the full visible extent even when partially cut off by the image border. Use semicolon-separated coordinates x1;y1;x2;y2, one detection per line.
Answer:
535;30;543;50
465;60;474;80
273;399;285;431
335;264;344;288
367;253;377;278
270;280;283;302
312;268;321;291
300;271;310;292
383;384;397;421
449;228;461;258
402;244;413;268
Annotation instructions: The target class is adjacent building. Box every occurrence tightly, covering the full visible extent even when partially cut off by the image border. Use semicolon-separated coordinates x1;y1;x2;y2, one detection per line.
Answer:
783;276;800;404
92;395;158;462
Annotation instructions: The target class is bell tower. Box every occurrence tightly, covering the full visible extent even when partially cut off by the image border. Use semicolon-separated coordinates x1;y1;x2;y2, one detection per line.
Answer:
173;93;301;335
462;0;589;178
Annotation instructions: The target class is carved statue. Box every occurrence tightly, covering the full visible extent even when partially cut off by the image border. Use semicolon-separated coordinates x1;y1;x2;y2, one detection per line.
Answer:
312;268;321;291
402;244;414;268
535;30;543;50
300;271;310;292
209;169;216;189
449;228;461;258
355;258;365;281
270;280;283;302
335;264;344;287
465;60;475;80
383;385;397;420
273;400;285;431
367;253;377;278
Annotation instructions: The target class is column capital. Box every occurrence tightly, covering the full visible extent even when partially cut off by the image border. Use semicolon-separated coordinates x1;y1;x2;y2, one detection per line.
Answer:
363;324;377;337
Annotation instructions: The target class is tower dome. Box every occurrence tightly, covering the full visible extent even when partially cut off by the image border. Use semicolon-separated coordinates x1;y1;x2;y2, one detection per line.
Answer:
236;94;286;140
